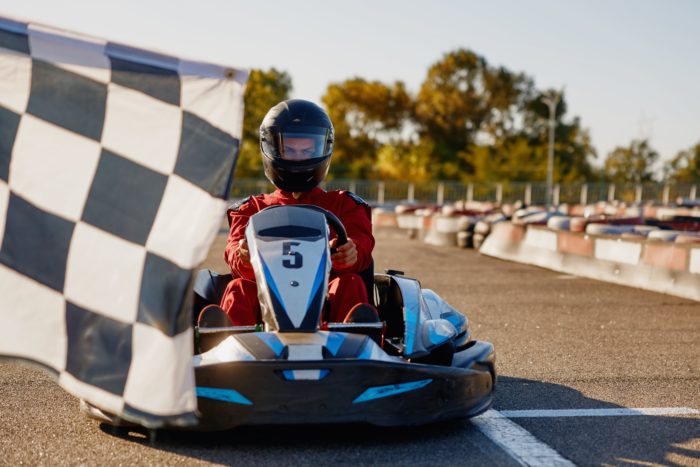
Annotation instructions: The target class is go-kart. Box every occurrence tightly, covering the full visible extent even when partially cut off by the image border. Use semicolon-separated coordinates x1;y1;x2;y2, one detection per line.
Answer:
85;204;495;430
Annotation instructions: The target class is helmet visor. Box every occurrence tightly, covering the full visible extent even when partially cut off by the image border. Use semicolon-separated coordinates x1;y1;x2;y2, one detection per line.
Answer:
263;129;331;161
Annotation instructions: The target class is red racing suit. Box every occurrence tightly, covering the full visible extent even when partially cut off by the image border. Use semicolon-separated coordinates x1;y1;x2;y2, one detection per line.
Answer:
220;187;375;325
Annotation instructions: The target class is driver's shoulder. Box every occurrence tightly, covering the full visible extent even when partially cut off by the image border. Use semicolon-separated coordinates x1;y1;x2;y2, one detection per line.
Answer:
227;196;251;213
327;189;370;208
227;193;272;215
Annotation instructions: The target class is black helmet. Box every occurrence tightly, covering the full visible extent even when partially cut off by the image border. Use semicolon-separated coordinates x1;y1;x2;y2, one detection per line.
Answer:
259;99;334;192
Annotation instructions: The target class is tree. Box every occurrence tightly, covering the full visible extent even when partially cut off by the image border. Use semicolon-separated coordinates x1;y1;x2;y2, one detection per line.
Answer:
469;134;545;182
319;49;600;184
604;139;659;183
462;89;596;183
518;90;597;183
664;142;700;182
322;78;412;179
413;49;534;179
375;140;433;182
234;68;293;178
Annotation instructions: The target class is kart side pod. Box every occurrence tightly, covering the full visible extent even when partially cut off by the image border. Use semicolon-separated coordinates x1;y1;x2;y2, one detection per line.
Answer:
376;273;467;360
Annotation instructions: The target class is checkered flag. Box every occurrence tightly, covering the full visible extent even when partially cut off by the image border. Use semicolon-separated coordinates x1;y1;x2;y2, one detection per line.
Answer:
0;16;248;427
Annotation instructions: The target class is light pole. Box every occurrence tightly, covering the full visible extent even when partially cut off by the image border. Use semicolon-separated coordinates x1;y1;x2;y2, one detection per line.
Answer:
541;90;561;209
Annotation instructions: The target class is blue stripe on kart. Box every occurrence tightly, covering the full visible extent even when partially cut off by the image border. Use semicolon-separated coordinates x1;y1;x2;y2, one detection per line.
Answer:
305;249;327;313
352;379;433;404
260;256;283;312
356;339;374;360
404;298;417;357
260;256;295;329
324;332;346;357
197;386;253;405
256;333;285;357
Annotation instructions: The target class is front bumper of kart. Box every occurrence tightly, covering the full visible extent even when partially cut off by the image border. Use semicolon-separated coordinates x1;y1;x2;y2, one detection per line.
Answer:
193;340;495;430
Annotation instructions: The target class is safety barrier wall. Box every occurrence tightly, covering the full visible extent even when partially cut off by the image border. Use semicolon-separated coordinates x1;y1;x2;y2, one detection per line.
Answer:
480;222;700;302
236;203;700;301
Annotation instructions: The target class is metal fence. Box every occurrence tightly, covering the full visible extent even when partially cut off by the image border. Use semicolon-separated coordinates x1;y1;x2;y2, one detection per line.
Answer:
230;179;699;206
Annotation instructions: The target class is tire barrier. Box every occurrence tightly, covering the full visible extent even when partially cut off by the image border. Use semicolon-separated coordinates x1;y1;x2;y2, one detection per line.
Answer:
424;215;476;247
396;210;435;240
374;202;699;248
647;230;686;242
569;217;588;232
480;222;700;302
584;223;659;236
675;234;700;244
372;208;399;228
546;215;571;231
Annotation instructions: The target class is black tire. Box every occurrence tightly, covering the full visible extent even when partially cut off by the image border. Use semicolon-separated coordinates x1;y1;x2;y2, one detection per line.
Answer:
473;233;484;251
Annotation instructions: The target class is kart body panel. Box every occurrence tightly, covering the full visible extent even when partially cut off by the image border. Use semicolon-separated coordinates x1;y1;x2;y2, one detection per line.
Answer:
82;204;496;430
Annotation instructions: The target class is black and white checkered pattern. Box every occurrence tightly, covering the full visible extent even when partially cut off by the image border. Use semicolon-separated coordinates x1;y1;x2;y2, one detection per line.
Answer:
0;16;248;426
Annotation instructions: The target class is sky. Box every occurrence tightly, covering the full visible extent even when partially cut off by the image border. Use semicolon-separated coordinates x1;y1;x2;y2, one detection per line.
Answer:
3;0;700;168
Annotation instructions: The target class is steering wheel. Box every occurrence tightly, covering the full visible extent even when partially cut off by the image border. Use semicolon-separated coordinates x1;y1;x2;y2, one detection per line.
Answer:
299;205;348;248
258;204;348;248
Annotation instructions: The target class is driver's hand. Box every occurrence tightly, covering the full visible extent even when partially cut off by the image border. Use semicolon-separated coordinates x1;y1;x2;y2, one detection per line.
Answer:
238;238;250;264
330;238;358;270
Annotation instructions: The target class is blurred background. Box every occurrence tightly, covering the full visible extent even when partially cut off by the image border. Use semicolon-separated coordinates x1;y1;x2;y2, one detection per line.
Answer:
5;0;700;196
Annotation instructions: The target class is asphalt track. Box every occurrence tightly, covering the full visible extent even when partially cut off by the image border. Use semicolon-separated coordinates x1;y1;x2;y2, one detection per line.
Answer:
1;228;699;466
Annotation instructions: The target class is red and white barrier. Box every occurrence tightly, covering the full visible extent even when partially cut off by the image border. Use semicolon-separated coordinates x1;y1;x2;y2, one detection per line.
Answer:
372;208;399;228
480;222;700;302
424;215;474;246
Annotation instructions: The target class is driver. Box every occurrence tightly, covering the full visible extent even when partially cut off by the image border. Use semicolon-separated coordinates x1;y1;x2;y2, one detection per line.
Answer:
217;99;378;326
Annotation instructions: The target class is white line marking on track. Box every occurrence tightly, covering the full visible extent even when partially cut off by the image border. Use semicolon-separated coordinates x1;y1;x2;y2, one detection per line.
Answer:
472;410;575;466
496;407;700;418
473;407;698;466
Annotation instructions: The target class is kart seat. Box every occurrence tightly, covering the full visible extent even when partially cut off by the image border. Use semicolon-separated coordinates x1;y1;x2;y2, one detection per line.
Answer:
359;259;375;307
192;269;232;325
372;274;405;339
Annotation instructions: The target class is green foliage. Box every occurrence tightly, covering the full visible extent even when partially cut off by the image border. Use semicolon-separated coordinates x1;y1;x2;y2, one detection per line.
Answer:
413;49;535;178
664;142;700;182
234;68;292;178
469;135;546;182
375;140;433;182
322;78;412;179
326;49;596;183
604;139;659;183
521;93;598;183
551;116;598;183
235;50;617;186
